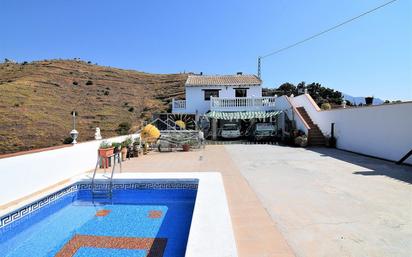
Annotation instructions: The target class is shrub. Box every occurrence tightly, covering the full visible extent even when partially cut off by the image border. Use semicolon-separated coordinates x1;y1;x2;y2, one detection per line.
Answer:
63;137;73;144
104;91;109;96
116;122;131;135
86;80;93;85
111;142;122;151
128;107;134;112
294;135;308;147
321;102;331;110
100;141;112;149
121;137;133;148
72;81;78;86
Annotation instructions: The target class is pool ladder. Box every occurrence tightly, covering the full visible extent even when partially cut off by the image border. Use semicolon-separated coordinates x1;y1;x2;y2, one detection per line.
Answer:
91;152;122;199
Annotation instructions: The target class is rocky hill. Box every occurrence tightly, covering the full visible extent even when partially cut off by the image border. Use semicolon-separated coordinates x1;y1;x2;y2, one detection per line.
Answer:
0;59;187;154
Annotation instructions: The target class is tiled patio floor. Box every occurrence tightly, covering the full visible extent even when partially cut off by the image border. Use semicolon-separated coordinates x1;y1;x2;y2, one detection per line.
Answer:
119;145;296;257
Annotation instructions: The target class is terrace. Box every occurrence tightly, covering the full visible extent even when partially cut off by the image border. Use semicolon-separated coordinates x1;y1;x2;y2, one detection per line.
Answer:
1;139;411;256
117;144;412;257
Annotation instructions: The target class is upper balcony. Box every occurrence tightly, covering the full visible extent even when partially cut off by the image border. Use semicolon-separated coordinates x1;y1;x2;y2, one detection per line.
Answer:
172;99;187;113
172;97;277;114
210;96;276;112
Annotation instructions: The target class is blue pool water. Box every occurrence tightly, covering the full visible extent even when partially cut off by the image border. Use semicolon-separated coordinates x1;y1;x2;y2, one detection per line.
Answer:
0;185;197;257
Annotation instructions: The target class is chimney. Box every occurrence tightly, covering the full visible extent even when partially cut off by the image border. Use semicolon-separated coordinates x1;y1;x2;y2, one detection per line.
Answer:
237;72;243;75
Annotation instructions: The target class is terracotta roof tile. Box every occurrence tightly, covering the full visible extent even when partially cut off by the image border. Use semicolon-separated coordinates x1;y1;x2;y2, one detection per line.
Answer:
186;74;261;86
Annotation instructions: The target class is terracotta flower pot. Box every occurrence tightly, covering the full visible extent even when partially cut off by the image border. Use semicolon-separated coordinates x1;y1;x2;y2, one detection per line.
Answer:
98;147;114;158
121;147;127;161
98;147;114;169
182;144;190;152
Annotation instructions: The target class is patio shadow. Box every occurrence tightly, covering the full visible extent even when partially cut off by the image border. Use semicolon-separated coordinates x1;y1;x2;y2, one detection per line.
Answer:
307;147;412;185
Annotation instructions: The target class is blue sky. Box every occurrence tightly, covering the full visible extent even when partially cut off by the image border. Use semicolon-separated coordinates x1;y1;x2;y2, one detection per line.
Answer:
1;0;411;100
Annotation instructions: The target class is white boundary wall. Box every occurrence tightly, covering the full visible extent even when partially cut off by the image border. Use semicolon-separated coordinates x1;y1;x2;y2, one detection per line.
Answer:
291;94;412;164
0;134;139;205
276;95;309;134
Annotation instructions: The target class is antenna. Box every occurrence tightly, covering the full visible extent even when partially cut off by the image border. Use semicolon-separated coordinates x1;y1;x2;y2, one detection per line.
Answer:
257;56;261;78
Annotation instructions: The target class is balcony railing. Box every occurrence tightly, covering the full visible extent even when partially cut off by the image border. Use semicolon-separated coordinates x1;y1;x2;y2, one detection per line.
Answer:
172;99;186;111
210;96;276;111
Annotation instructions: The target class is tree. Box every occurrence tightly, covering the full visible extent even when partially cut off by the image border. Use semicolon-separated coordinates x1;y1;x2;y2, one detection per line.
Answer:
273;82;343;106
277;83;297;96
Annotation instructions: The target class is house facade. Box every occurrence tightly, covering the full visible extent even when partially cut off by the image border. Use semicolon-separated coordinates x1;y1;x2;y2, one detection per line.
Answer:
172;74;277;114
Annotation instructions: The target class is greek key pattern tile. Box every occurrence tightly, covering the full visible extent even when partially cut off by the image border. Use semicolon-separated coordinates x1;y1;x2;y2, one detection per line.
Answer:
78;182;198;190
0;181;198;229
0;185;77;229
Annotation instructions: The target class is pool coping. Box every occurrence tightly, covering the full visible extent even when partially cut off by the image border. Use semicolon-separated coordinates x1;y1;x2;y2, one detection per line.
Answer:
0;172;238;257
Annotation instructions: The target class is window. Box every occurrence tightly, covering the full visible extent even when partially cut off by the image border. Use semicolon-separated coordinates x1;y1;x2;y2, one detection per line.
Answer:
204;89;220;100
235;88;247;97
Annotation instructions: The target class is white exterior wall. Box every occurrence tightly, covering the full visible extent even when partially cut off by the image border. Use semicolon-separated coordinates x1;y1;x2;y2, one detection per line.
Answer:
292;94;412;164
0;134;139;205
184;85;262;114
276;96;309;134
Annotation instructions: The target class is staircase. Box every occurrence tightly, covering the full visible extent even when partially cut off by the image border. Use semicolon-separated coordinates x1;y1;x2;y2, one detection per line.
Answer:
296;107;326;146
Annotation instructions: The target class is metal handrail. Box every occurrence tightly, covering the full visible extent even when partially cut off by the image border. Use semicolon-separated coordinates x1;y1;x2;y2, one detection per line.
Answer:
91;152;121;198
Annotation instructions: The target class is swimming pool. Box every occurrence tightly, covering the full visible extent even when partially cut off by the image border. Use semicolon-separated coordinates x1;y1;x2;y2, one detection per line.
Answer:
0;179;198;257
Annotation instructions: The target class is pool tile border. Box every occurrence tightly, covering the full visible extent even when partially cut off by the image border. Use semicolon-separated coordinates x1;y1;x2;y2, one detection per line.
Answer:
0;180;198;229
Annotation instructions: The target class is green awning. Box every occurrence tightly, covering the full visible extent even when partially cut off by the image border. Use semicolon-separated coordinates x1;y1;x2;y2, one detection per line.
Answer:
206;110;282;120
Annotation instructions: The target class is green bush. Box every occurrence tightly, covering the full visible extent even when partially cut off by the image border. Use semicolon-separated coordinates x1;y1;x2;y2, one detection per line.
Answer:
63;137;73;144
111;142;121;149
99;141;112;149
116;122;131;135
321;102;331;110
122;137;133;147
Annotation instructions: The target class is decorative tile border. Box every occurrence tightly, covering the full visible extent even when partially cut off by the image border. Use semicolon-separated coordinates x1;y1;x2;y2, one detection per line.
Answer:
0;180;198;229
0;184;77;229
55;235;167;257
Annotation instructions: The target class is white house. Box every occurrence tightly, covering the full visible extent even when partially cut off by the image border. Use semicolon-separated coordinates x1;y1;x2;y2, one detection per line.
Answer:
172;73;277;114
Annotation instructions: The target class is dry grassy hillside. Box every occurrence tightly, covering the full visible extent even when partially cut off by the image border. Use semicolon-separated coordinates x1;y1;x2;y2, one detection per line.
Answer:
0;59;187;154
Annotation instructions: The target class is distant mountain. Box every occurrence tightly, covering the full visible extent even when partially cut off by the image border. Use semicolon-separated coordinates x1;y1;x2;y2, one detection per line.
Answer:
343;94;384;105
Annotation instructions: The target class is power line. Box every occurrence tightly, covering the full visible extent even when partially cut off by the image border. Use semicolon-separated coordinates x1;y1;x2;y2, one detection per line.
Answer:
260;0;398;60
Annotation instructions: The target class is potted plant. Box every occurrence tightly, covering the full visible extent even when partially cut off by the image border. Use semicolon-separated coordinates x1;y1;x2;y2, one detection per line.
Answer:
99;141;114;158
182;143;190;152
133;137;141;157
121;137;132;161
365;96;374;105
294;135;308;147
99;141;114;169
111;142;122;154
325;135;336;148
143;142;149;155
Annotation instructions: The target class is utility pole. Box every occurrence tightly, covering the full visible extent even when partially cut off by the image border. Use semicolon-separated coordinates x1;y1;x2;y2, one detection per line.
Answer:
257;56;262;78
